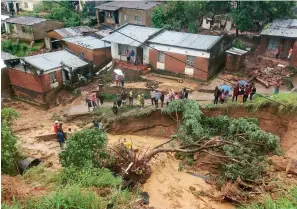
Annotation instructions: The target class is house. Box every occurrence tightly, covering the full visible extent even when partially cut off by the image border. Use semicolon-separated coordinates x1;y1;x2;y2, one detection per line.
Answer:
259;19;297;67
2;0;41;14
225;47;248;72
45;26;94;50
147;30;232;80
95;1;161;27
5;16;64;41
102;24;232;80
8;50;88;104
62;36;112;66
1;51;19;95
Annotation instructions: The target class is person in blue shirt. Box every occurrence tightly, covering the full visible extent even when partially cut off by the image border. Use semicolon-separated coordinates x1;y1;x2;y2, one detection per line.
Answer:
57;129;65;150
93;120;99;128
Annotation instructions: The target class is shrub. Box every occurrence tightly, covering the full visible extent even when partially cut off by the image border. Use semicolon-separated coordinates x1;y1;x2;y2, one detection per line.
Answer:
59;129;108;168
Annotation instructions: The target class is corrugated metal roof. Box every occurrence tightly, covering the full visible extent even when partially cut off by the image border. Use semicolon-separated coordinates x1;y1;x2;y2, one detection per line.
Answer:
1;51;18;60
148;30;222;51
23;50;88;71
6;16;47;25
96;1;161;11
102;24;161;47
63;36;111;50
260;19;297;38
226;47;248;56
55;26;93;38
95;29;113;37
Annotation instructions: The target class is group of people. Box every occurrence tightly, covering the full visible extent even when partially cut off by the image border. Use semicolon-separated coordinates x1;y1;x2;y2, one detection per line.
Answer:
165;88;188;106
85;92;104;112
275;46;293;61
214;83;257;105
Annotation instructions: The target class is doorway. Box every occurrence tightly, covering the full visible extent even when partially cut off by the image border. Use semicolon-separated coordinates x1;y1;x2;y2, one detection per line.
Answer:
136;47;143;65
62;69;70;84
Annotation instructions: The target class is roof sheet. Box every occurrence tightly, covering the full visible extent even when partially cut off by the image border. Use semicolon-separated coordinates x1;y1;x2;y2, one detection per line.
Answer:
5;16;47;25
260;19;297;38
102;24;161;47
23;50;88;71
96;1;161;11
1;51;18;60
148;31;222;51
63;36;111;50
226;47;248;55
55;26;93;38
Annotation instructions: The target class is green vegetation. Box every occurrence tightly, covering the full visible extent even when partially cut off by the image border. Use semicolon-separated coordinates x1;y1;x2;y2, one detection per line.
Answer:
1;108;19;175
240;186;297;209
59;129;108;168
163;100;281;181
1;40;39;57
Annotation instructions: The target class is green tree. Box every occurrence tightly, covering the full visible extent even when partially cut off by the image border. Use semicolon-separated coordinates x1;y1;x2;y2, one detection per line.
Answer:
59;129;108;168
151;6;165;28
1;108;19;175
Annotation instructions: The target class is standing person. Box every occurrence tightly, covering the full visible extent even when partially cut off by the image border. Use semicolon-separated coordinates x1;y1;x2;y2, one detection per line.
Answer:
99;93;104;105
57;129;65;150
91;94;98;108
250;84;256;101
115;73;119;87
225;90;230;103
214;86;220;105
155;90;160;108
243;85;250;103
141;93;145;108
232;84;239;102
54;121;59;134
121;90;127;106
220;90;226;104
116;94;122;107
238;86;244;104
160;91;165;108
275;46;280;59
86;97;93;112
112;102;118;115
130;50;135;64
166;93;171;106
182;88;188;99
137;94;141;108
274;82;280;94
288;47;293;61
120;75;125;87
128;89;134;106
150;89;156;106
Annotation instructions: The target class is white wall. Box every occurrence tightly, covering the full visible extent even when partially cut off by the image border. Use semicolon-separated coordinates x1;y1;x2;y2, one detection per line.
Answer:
111;43;137;61
143;46;149;64
149;43;210;58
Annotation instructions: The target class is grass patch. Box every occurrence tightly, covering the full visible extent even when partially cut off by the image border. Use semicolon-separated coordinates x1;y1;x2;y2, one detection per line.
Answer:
22;166;58;187
239;186;297;209
1;40;41;57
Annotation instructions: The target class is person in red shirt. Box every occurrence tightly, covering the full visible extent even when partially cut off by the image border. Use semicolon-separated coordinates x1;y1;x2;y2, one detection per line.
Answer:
232;84;239;102
54;121;59;134
243;85;251;103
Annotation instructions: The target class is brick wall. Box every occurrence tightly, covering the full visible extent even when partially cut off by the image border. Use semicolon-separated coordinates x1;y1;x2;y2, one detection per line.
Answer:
258;37;268;55
290;40;297;68
149;49;157;70
164;52;186;74
194;57;208;80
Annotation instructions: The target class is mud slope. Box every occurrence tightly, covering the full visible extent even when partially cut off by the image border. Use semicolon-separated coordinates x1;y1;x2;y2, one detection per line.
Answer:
109;107;297;158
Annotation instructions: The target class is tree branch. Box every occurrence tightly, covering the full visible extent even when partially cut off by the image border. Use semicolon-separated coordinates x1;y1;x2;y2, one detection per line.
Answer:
153;138;175;149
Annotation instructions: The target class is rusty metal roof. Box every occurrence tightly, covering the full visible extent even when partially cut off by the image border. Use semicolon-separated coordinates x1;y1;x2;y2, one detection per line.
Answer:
96;1;161;11
55;26;94;38
260;19;297;38
5;16;47;25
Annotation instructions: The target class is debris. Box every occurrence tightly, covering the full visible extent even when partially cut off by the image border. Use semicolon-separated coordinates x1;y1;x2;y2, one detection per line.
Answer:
255;77;269;88
186;171;209;181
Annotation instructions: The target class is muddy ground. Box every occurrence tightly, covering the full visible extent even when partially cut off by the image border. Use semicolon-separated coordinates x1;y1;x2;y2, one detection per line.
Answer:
2;100;297;208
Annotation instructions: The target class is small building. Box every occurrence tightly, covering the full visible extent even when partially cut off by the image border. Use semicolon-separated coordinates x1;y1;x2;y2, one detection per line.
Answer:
259;19;297;66
45;26;94;50
2;0;41;13
95;1;161;27
8;50;88;104
147;30;232;80
5;16;64;41
225;47;248;72
62;36;112;66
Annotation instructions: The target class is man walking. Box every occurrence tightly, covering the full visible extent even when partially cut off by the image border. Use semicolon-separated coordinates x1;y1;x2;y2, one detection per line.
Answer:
129;89;134;106
57;129;65;150
150;89;156;106
54;120;59;134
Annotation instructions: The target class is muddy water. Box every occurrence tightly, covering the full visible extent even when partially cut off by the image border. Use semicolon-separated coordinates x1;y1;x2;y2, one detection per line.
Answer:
108;134;234;209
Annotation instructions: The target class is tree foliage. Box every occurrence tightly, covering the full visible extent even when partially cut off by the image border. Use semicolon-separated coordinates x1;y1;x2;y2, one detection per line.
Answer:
163;100;281;181
1;108;19;175
1;40;38;57
59;129;108;168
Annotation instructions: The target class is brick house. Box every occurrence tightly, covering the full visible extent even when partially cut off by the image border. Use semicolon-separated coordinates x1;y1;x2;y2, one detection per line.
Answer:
4;16;64;41
1;51;19;96
259;19;297;67
95;1;161;27
147;30;232;80
62;36;112;66
8;50;88;104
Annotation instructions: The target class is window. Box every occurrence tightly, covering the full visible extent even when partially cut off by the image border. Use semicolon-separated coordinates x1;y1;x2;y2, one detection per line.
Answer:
24;2;28;8
268;37;280;49
157;51;165;63
135;16;141;22
49;72;57;83
118;44;128;56
186;55;195;67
